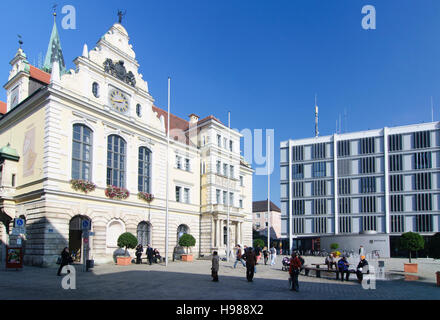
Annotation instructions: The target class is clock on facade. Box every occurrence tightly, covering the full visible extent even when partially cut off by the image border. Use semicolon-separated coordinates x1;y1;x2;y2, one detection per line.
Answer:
109;89;129;113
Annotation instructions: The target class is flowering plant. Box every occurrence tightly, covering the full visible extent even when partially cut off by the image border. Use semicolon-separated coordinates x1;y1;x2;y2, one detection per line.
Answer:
70;179;96;194
105;185;130;200
138;192;154;203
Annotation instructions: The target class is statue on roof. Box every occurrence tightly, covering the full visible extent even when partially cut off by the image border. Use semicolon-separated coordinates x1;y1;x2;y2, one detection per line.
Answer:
117;9;126;24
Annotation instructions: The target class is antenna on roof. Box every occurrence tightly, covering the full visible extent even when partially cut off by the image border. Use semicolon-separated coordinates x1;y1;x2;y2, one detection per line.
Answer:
315;94;319;137
431;96;434;122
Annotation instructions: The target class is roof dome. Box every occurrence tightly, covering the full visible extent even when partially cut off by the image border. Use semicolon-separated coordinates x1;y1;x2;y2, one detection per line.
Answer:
0;143;20;161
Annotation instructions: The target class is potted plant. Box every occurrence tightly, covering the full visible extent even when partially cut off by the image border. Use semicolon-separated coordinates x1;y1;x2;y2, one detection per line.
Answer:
105;185;130;200
179;234;196;262
70;179;96;194
116;232;138;265
138;192;154;203
399;232;425;273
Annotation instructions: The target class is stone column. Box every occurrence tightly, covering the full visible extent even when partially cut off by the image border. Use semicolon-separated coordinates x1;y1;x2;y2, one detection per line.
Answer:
211;218;215;249
219;219;223;249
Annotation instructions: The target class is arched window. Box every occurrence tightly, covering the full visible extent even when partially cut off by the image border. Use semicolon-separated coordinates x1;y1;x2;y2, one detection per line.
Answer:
107;135;126;188
138;147;152;193
92;82;100;98
177;224;189;242
136;104;142;117
137;221;151;247
107;220;125;248
72;124;93;180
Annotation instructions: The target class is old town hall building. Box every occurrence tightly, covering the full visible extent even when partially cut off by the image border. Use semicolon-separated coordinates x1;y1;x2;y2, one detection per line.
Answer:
0;17;253;266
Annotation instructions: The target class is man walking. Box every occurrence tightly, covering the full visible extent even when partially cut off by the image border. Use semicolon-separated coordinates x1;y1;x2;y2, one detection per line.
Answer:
243;247;257;282
233;244;246;268
270;245;277;266
211;251;219;282
289;252;302;292
146;245;154;265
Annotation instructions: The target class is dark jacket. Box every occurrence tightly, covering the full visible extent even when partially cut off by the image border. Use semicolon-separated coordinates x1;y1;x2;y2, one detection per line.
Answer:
338;259;349;271
357;259;368;270
61;250;71;265
244;249;257;267
146;247;154;258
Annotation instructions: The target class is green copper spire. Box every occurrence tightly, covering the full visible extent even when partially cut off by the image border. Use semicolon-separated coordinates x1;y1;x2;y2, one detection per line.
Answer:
43;12;66;75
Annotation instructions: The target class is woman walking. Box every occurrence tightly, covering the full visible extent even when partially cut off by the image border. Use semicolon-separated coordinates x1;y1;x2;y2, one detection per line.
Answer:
211;251;219;282
57;247;71;276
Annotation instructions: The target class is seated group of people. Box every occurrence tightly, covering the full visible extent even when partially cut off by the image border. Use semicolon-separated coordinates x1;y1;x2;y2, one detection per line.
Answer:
135;245;161;264
325;254;369;283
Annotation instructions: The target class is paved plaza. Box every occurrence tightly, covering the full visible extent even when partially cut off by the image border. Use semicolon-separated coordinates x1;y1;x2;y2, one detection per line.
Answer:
0;256;439;300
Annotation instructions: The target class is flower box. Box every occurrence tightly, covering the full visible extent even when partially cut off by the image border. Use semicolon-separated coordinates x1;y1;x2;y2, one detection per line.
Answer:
138;192;154;203
70;179;96;194
116;256;132;266
105;186;130;200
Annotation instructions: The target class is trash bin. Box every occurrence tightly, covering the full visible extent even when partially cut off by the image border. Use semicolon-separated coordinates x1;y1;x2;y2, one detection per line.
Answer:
86;259;94;270
436;272;440;287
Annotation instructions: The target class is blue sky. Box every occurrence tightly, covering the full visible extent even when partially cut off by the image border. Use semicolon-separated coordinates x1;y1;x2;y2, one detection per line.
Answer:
1;0;440;206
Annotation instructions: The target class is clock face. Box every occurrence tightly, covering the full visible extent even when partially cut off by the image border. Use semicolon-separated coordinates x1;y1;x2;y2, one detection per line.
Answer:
110;89;129;113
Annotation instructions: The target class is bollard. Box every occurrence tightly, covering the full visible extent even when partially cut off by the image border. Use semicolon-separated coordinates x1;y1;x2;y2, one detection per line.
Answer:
436;272;440;287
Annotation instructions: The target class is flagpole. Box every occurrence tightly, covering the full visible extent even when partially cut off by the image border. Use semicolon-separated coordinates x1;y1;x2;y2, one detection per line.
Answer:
165;77;170;266
267;135;271;251
226;111;231;262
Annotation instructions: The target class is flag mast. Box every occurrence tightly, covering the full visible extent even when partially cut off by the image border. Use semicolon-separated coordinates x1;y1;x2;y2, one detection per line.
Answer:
165;77;170;266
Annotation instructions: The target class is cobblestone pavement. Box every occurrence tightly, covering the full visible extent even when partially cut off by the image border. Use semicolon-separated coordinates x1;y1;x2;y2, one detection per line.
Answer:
0;256;439;300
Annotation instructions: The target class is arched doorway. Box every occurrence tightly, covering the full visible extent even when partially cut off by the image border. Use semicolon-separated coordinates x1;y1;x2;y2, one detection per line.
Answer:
137;221;151;247
69;215;91;262
177;224;189;242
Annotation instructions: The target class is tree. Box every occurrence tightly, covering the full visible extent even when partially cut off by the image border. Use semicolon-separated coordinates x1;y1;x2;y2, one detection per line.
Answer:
117;232;138;255
179;234;196;254
330;243;339;251
428;233;440;259
253;238;265;248
399;232;425;263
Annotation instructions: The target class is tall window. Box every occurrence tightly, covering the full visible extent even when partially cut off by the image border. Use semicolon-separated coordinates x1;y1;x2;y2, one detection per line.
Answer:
216;189;221;204
312;162;326;178
138;147;152;193
292;164;304;180
176;186;182;202
312;143;326;159
389;154;403;172
414;152;431;170
337;140;350;157
137;222;151;247
413;131;430;149
292;146;304;161
107;135;126;187
216;161;221;174
360;137;375;154
361;157;375;174
72;124;93;181
389;134;402;151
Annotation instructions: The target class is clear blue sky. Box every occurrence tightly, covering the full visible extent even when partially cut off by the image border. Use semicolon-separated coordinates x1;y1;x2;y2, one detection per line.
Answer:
1;0;440;206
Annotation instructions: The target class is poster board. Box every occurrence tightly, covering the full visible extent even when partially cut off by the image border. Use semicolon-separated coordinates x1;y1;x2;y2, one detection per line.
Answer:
6;247;23;269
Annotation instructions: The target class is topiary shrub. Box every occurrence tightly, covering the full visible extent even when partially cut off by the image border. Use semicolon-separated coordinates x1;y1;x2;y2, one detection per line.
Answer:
253;238;265;249
398;232;425;263
330;243;339;251
117;232;138;256
179;234;196;254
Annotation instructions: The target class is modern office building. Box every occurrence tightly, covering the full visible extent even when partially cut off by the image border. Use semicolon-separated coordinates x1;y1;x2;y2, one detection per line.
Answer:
0;16;253;266
280;122;440;257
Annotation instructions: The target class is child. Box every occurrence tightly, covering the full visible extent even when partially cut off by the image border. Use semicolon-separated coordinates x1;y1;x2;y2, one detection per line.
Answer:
211;251;219;282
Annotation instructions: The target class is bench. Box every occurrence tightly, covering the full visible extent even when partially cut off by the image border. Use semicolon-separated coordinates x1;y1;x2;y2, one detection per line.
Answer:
303;266;356;280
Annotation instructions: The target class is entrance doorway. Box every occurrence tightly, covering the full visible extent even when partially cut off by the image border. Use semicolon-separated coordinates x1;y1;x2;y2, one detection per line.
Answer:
69;215;91;263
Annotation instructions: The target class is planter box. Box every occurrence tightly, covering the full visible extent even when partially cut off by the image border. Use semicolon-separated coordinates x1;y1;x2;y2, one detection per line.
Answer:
181;254;193;262
116;256;132;266
404;263;418;273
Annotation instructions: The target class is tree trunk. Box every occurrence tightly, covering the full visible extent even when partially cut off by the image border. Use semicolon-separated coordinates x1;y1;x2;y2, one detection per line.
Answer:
409;250;412;263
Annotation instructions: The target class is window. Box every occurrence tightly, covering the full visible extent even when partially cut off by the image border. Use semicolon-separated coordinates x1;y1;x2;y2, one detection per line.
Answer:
176;155;182;169
312;143;326;159
339;216;352;233
292;182;304;197
415;214;433;232
216;161;221;174
184;158;190;172
339;178;351;195
256;213;261;219
313;217;327;233
313;199;327;215
415;193;432;211
223;164;228;176
312;180;326;196
414;152;431;170
389;154;403;172
337;140;350;157
175;186;181;202
138;147;152;193
361;157;375;174
292;146;304;161
136;104;142;117
292;164;304;180
11;174;16;187
184;188;190;204
229;140;233;152
413;131;431;149
360;177;376;193
224;138;227;149
362;216;377;232
229;193;234;207
415;172;431;190
389;134;402;152
72;124;93;181
361;196;376;213
339;198;351;214
106;135;126;188
223;191;227;205
137;222;151;247
293;218;304;234
293;200;305;215
239;199;243;208
360;137;375;154
217;135;221;147
216;189;221;204
338;159;351;176
391;215;404;233
312;162;326;178
390;195;404;212
240;176;244;186
390;175;403;192
230;165;234;178
92;82;99;98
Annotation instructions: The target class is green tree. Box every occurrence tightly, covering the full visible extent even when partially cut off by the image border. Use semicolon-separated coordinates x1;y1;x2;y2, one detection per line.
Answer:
399;232;425;263
117;232;138;255
179;234;196;254
253;238;265;248
330;243;339;251
428;233;440;259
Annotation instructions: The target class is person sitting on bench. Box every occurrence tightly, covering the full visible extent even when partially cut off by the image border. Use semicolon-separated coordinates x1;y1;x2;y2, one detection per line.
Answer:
325;253;336;270
356;256;369;283
337;256;350;282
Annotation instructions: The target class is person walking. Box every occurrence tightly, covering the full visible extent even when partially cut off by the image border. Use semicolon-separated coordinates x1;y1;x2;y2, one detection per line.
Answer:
270;245;277;266
289;252;302;292
211;251;220;282
57;247;72;276
356;255;369;283
243;247;257;282
233;244;246;268
337;256;350;282
146;245;154;265
263;247;269;265
135;244;143;264
359;245;365;257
